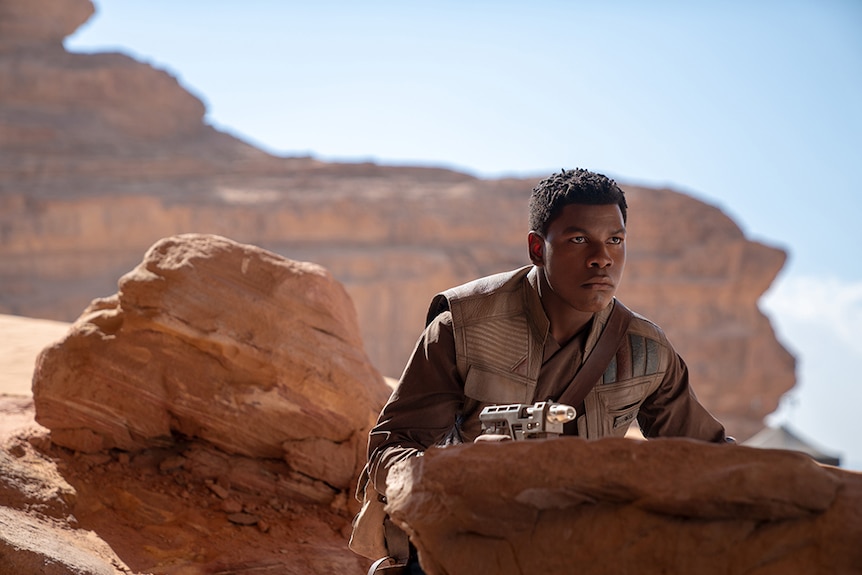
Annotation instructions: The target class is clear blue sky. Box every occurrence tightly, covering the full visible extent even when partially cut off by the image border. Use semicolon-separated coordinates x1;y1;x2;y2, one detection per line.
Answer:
67;0;862;468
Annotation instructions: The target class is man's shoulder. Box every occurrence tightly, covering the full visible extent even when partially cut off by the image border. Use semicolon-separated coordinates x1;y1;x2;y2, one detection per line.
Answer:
425;266;533;327
620;303;671;344
443;266;532;300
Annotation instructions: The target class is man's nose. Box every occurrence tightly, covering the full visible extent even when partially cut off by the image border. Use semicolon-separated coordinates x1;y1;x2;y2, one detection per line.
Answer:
588;244;612;267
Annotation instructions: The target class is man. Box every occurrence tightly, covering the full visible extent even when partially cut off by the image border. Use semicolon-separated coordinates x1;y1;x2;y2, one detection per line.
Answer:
352;168;731;574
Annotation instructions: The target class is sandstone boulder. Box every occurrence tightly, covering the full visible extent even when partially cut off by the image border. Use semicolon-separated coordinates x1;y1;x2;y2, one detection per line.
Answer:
386;438;862;575
32;233;390;497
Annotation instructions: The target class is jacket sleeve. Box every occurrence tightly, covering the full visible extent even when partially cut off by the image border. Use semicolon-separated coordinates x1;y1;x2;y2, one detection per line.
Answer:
636;349;730;443
366;311;465;495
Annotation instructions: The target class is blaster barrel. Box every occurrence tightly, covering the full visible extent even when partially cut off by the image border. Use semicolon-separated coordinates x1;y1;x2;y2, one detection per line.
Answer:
546;403;576;423
479;401;577;440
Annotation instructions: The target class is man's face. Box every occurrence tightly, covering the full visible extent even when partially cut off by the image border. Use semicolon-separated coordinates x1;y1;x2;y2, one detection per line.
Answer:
528;203;626;316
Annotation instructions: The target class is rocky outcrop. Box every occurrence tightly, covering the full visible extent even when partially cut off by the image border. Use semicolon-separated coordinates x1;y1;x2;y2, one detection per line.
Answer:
616;187;792;437
386;438;862;575
0;232;848;575
8;233;390;574
0;410;372;575
0;433;136;575
0;0;93;52
32;234;389;499
0;0;793;443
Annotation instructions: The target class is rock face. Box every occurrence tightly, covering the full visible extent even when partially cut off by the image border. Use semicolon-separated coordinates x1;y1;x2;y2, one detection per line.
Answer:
8;233;389;574
32;233;389;498
1;246;853;575
386;438;862;575
0;0;93;51
0;0;793;443
0;401;373;575
0;432;136;575
616;187;792;437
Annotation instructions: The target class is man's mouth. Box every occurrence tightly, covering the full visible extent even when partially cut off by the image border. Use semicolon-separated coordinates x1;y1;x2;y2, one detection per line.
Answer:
583;278;614;289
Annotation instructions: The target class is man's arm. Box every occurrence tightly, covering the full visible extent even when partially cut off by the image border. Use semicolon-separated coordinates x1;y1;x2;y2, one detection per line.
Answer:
636;350;730;443
366;311;465;494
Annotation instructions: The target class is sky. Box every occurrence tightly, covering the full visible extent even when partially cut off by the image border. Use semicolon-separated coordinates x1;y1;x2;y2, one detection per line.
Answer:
66;0;862;469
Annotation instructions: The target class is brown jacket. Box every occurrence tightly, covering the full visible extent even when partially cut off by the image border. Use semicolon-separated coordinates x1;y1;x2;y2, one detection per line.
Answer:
365;265;728;495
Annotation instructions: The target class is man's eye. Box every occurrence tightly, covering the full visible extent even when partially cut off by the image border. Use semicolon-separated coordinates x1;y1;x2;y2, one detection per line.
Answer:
571;236;586;244
608;237;622;244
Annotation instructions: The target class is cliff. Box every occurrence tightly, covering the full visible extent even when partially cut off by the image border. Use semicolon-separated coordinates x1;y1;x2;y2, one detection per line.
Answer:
0;0;794;441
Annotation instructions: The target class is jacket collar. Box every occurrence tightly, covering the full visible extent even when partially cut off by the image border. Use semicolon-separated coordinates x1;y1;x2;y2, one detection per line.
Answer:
526;265;615;361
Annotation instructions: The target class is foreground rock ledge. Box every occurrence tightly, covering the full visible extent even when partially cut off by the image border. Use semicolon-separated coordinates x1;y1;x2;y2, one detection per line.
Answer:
385;438;862;575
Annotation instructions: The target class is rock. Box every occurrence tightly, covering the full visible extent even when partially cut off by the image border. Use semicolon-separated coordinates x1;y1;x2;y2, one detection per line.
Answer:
385;438;862;575
0;506;136;575
32;233;389;498
0;434;76;520
0;433;137;575
616;187;792;438
0;0;93;52
0;410;374;575
226;512;259;526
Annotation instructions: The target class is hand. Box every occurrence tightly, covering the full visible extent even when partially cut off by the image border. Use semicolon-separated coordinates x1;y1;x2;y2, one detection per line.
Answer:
474;433;512;443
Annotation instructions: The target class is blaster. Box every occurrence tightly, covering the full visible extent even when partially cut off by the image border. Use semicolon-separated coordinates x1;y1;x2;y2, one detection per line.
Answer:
479;401;577;440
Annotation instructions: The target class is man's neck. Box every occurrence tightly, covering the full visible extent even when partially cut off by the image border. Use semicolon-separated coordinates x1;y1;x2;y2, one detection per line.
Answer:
535;269;595;344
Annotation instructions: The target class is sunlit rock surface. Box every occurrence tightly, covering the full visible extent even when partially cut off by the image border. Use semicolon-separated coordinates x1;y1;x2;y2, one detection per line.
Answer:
32;233;389;497
386;438;862;575
0;0;794;442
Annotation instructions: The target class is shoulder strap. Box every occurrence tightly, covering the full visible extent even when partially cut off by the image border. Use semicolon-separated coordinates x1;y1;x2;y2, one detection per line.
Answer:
556;300;634;408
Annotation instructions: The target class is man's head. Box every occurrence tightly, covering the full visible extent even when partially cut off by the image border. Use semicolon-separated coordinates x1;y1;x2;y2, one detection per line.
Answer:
527;169;628;328
528;168;627;235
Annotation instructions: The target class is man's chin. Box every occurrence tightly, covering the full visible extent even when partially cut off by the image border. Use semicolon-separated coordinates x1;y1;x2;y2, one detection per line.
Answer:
577;296;615;313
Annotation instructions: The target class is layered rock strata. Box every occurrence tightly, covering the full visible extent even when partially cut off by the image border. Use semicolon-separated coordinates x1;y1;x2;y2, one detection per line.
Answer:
32;234;389;500
13;233;391;573
0;0;793;440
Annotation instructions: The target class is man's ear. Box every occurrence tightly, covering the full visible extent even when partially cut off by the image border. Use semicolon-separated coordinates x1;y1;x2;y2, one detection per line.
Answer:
527;231;545;266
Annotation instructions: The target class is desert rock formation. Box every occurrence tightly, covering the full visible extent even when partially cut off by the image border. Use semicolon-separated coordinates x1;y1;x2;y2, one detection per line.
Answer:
0;423;138;575
33;234;389;495
6;234;390;574
386;438;862;575
0;396;373;575
0;0;794;441
0;2;854;573
3;234;859;575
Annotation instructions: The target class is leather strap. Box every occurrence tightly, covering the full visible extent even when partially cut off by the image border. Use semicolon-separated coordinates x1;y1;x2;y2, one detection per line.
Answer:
556;299;634;409
383;516;410;564
367;557;407;575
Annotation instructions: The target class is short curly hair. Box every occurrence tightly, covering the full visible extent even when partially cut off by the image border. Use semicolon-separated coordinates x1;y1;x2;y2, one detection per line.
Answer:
528;168;627;234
